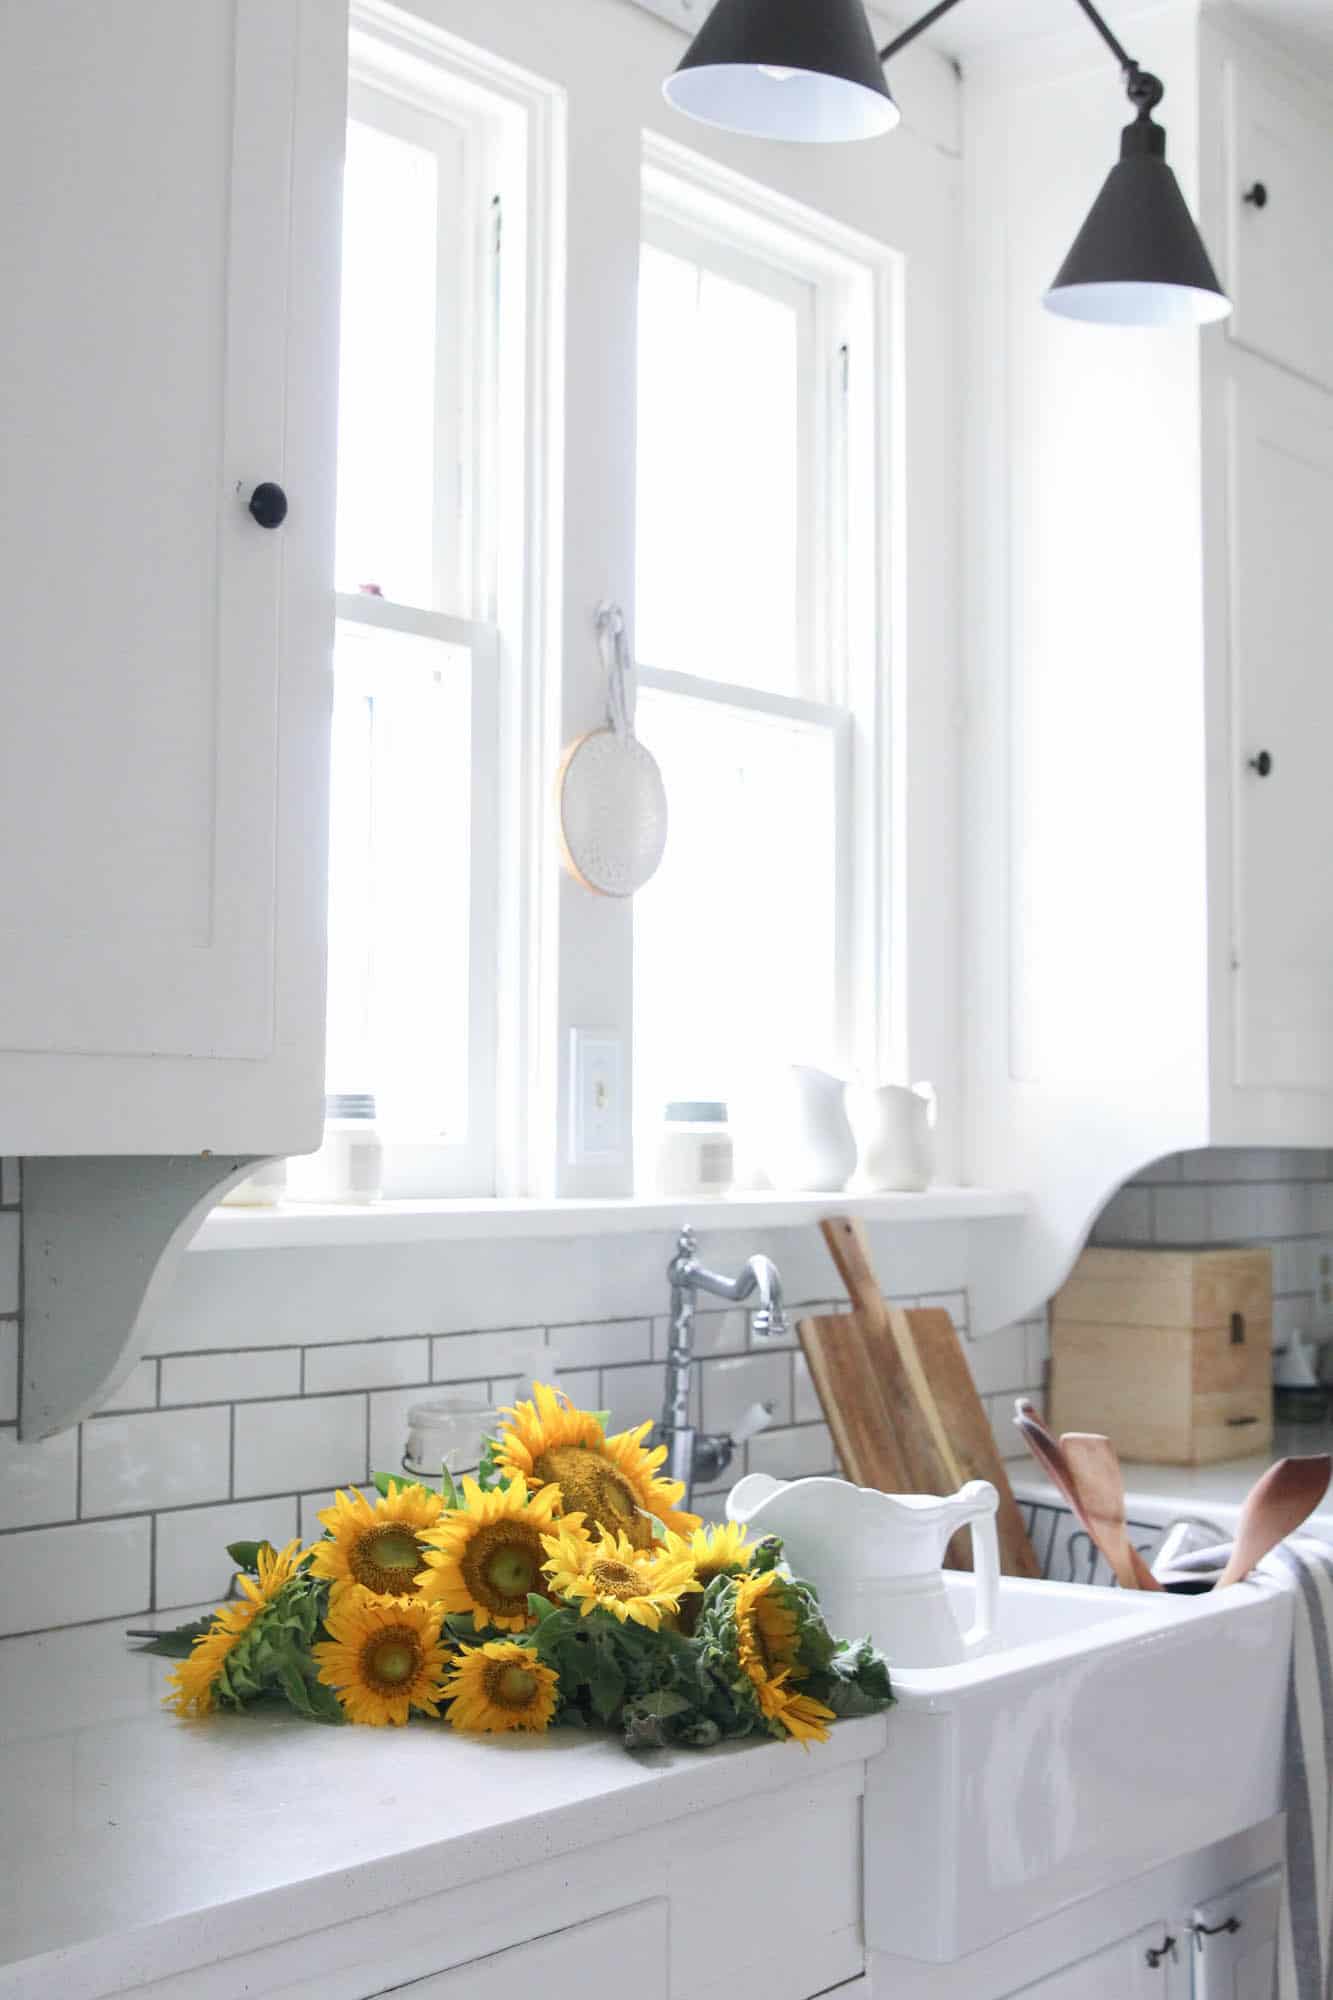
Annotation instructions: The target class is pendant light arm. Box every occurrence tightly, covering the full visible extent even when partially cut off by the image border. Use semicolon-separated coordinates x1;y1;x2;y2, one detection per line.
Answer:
878;0;1139;82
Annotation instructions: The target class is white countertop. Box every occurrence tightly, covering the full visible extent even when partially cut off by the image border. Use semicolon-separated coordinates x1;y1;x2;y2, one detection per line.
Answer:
0;1612;886;2000
1011;1422;1333;1535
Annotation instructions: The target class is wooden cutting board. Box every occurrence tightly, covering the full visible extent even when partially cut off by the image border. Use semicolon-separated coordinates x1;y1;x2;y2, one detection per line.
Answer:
806;1216;1041;1579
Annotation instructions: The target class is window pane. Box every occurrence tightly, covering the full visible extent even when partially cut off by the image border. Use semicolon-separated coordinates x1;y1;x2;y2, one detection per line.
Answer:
634;688;839;1132
636;240;804;694
336;118;440;607
327;621;472;1138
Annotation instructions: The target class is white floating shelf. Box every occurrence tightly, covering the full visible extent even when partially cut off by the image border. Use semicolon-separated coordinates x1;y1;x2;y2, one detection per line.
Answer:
188;1185;1029;1253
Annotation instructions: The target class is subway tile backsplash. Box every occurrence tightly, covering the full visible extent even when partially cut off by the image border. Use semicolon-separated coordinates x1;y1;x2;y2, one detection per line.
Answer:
1;1144;1326;1635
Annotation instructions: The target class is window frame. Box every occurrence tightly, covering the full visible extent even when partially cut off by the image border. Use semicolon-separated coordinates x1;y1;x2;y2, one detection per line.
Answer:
331;0;963;1203
632;159;893;1130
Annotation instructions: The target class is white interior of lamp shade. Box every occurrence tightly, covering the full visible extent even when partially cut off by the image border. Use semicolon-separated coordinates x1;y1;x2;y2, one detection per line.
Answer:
1043;279;1233;327
663;64;899;143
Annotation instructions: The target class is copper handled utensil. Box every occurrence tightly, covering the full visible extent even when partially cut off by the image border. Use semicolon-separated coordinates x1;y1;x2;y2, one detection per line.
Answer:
1060;1431;1161;1593
1012;1402;1157;1591
1215;1455;1332;1589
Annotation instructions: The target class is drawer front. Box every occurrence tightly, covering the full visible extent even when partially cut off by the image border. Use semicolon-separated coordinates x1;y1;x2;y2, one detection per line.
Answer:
381;1901;669;2000
1225;60;1333;395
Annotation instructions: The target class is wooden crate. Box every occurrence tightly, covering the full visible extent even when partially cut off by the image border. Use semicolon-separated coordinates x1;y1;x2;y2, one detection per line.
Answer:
1050;1247;1273;1465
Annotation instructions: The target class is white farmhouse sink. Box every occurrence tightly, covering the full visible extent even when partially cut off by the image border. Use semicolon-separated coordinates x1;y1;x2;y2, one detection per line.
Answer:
864;1571;1291;1961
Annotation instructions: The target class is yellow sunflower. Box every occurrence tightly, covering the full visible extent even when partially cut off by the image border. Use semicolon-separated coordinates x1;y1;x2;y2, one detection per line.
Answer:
492;1381;700;1550
690;1520;755;1584
416;1475;565;1630
164;1539;305;1717
309;1483;444;1602
541;1520;700;1631
442;1640;560;1734
313;1589;451;1726
675;1519;756;1634
733;1571;835;1745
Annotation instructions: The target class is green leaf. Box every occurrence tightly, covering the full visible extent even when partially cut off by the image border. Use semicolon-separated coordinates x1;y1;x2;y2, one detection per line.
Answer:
225;1540;270;1574
373;1469;437;1499
439;1463;461;1510
126;1616;213;1658
526;1592;559;1623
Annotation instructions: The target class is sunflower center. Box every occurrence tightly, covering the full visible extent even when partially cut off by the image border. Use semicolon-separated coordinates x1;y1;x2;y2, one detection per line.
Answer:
535;1446;653;1549
484;1660;541;1710
349;1526;427;1598
589;1557;646;1602
461;1521;544;1614
361;1629;422;1690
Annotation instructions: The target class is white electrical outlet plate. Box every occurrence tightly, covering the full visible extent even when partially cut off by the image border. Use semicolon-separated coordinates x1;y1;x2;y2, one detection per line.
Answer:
570;1030;625;1165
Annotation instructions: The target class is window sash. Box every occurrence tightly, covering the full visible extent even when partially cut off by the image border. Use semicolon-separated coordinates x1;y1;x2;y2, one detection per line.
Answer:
333;592;500;1196
636;664;856;1078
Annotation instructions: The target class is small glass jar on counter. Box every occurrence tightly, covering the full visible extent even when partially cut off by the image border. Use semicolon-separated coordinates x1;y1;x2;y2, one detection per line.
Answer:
287;1092;385;1203
654;1101;735;1198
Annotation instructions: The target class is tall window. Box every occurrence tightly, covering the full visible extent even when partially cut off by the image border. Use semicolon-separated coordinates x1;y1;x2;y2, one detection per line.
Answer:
633;176;881;1168
323;66;508;1196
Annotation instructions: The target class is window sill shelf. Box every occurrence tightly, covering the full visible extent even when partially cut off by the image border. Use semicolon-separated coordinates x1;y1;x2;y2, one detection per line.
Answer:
186;1185;1030;1253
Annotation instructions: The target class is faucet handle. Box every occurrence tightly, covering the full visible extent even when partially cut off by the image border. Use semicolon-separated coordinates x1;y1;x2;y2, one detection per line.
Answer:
731;1401;774;1446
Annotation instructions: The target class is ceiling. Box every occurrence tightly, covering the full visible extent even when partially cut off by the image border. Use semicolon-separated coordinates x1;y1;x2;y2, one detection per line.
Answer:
879;0;1333;66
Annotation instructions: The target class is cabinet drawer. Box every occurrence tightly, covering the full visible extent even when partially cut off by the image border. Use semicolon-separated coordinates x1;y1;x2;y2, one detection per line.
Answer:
1225;60;1333;393
382;1901;668;2000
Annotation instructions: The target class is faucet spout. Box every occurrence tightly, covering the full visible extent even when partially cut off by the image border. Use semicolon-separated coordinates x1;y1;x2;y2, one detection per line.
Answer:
656;1228;788;1509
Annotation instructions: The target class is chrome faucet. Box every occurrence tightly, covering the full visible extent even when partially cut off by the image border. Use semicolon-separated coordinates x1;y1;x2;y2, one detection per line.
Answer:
655;1227;788;1507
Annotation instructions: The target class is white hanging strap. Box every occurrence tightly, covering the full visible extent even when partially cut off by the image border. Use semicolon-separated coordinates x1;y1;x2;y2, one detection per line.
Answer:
595;600;636;740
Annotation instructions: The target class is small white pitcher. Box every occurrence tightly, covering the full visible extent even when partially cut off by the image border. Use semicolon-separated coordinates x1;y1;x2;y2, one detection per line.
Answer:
727;1472;1000;1668
854;1081;937;1192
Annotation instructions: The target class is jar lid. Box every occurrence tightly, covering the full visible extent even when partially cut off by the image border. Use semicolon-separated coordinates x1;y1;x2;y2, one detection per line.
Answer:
664;1101;728;1124
326;1091;377;1121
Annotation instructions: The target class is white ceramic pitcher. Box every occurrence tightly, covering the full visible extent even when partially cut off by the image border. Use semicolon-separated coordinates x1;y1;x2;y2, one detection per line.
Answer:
726;1473;1000;1668
854;1081;937;1192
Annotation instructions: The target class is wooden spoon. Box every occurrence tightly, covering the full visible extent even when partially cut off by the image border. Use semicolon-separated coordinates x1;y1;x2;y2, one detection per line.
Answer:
1012;1403;1157;1590
1061;1432;1161;1592
1215;1455;1332;1589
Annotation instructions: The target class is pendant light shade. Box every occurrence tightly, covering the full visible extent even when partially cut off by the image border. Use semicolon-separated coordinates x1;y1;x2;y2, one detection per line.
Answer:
664;0;899;143
1045;110;1231;326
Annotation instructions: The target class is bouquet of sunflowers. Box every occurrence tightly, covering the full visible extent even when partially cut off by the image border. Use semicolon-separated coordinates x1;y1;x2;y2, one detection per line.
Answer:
141;1383;894;1751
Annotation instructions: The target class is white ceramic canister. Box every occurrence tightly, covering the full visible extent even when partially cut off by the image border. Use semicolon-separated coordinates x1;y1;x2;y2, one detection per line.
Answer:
655;1101;735;1198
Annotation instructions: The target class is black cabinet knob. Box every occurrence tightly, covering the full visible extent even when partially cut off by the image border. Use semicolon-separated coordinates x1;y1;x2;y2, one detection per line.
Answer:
247;481;289;530
1248;750;1273;776
1243;181;1268;208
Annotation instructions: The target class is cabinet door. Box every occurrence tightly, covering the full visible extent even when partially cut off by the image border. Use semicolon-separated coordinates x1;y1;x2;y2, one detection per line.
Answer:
1189;1868;1281;2000
0;0;342;1153
1012;1923;1172;2000
1225;61;1333;395
1228;357;1333;1093
377;1902;668;2000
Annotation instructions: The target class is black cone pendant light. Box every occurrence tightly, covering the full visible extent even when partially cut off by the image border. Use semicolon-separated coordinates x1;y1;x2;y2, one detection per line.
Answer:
664;0;1230;329
1045;73;1230;325
663;0;899;142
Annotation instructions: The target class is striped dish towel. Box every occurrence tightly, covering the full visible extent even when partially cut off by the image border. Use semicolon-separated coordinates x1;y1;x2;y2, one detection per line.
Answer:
1157;1535;1333;2000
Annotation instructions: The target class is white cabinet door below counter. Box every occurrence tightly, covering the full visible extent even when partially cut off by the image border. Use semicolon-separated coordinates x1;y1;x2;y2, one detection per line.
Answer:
373;1902;668;2000
1009;1923;1171;2000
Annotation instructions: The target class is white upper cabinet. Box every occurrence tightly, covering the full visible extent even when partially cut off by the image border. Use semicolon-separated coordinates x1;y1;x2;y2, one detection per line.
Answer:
0;0;344;1156
1225;62;1333;395
1228;356;1333;1094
